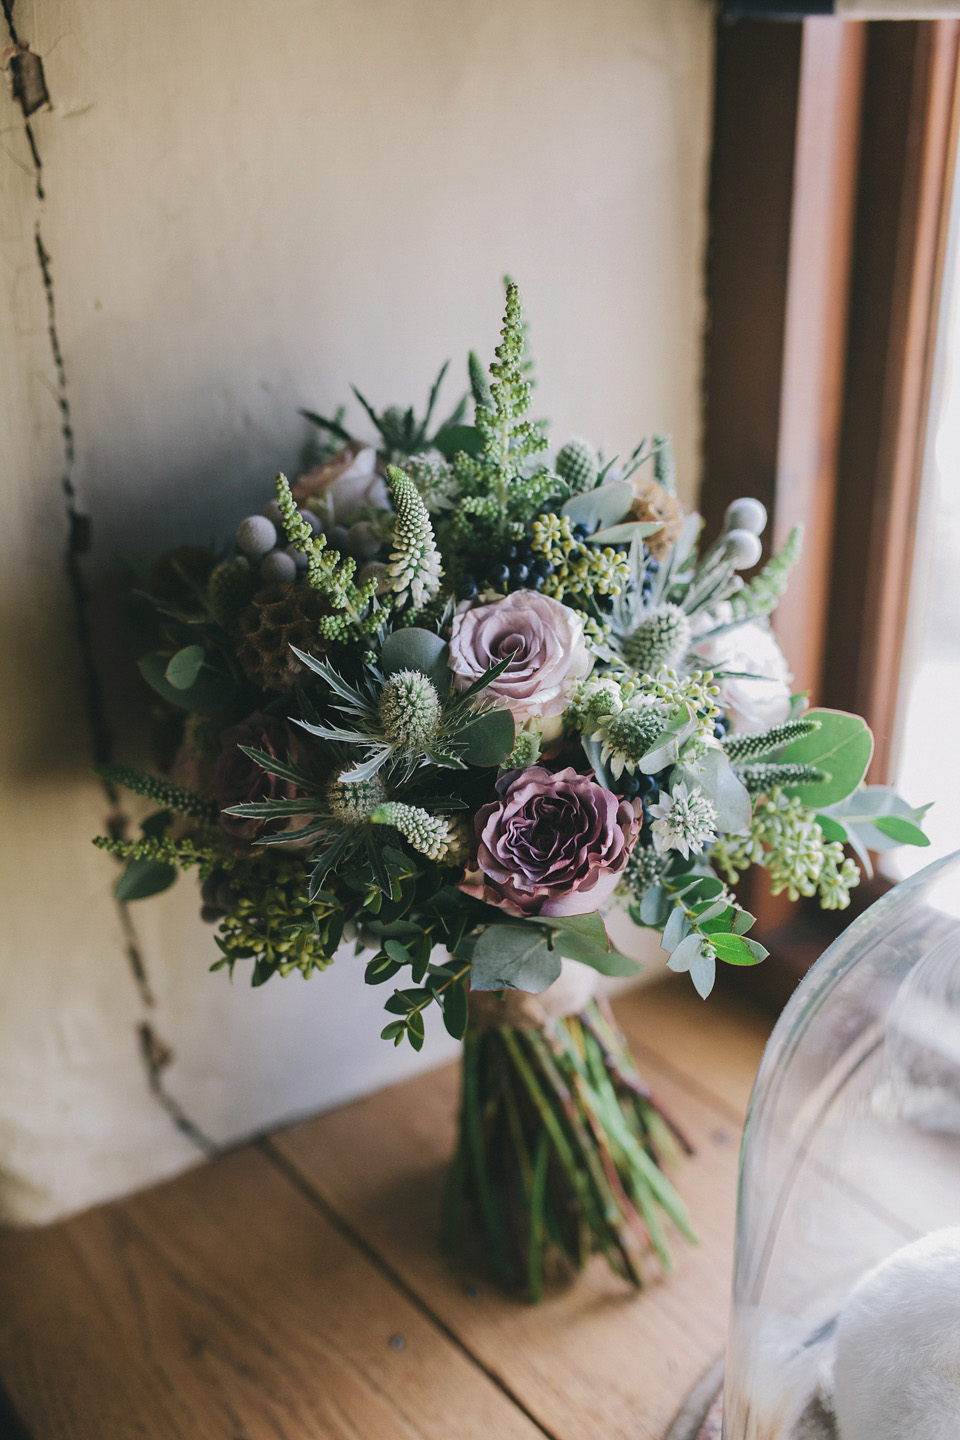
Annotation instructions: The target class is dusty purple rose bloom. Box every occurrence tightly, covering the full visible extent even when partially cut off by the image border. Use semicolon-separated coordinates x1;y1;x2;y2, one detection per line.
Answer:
459;766;640;918
448;590;593;724
212;713;301;842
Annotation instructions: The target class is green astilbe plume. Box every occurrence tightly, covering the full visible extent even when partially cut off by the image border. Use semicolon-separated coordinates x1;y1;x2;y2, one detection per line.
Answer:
274;472;381;640
93;833;226;872
740;762;828;797
385;466;443;608
729;525;803;620
472;283;546;503
723;716;820;765
93;764;219;824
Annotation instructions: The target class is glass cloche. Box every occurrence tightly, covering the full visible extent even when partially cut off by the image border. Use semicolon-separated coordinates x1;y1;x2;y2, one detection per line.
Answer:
722;851;960;1440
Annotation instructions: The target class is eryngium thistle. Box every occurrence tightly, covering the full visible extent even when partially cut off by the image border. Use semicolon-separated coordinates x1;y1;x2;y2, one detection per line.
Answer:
556;437;599;494
621;603;691;674
326;775;387;826
378;670;442;748
369;803;464;862
385;466;443;608
596;701;665;776
207;559;256;631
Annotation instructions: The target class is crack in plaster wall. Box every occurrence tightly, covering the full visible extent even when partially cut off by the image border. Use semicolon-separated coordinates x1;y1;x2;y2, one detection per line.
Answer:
2;0;216;1161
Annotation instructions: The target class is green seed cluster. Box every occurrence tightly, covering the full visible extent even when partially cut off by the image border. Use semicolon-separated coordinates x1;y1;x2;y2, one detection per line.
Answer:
531;512;629;600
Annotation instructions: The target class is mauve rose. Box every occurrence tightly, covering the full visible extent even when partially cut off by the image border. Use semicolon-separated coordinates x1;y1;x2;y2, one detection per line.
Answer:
459;766;640;918
212;713;302;842
448;591;593;725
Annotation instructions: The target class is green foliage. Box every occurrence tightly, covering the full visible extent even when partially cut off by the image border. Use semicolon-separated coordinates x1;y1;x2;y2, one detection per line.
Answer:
93;764;219;824
723;716;820;765
740;762;827;796
637;870;765;999
713;787;860;910
777;708;873;807
274;472;382;640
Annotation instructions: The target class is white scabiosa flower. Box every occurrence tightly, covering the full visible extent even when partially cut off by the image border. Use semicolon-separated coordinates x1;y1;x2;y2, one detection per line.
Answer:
648;782;719;860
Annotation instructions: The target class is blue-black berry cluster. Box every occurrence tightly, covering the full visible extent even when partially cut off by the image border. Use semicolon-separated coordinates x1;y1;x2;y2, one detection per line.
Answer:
456;537;557;601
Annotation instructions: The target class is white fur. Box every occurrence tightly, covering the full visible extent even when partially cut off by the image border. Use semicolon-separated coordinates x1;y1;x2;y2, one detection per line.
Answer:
833;1227;960;1440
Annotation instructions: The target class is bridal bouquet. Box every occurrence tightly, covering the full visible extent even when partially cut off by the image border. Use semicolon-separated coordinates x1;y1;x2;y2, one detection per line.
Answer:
95;284;929;1297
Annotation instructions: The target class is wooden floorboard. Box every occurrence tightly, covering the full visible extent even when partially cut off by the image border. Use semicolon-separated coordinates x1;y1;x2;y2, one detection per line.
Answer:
0;1147;545;1440
272;980;772;1440
0;979;772;1440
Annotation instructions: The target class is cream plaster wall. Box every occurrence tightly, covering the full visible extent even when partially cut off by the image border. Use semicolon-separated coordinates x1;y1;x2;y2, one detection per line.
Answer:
0;0;713;1224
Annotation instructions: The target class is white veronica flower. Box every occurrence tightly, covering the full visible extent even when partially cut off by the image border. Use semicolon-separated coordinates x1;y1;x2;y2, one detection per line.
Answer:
648;782;719;860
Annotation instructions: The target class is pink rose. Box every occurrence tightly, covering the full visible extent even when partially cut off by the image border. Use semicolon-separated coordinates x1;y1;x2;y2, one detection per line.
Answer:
460;766;640;918
448;590;593;724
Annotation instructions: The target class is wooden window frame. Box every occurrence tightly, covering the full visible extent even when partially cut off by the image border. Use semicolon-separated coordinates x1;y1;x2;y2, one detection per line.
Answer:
703;15;960;1007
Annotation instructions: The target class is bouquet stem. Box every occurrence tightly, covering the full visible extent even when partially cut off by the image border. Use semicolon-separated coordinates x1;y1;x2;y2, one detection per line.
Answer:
443;997;696;1300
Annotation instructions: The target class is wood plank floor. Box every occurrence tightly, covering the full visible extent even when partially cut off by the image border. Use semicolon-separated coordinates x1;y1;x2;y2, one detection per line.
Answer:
0;980;772;1440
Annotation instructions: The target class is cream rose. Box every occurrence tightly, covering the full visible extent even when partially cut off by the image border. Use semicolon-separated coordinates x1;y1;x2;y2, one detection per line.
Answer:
448;590;593;724
690;601;792;734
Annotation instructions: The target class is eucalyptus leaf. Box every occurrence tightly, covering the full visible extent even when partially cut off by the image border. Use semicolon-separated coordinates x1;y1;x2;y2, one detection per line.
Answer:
381;628;450;692
469;925;561;993
819;786;932;852
115;858;177;902
873;815;930;847
561;480;633;532
815;814;848;845
689;949;717;999
639;883;670;928
662;902;690;953
711;932;768;966
459;708;515;767
666;932;704;974
432;424;485;459
137;652;229;714
164;644;206;691
587;521;663;546
441;980;469;1039
779;708;874;806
